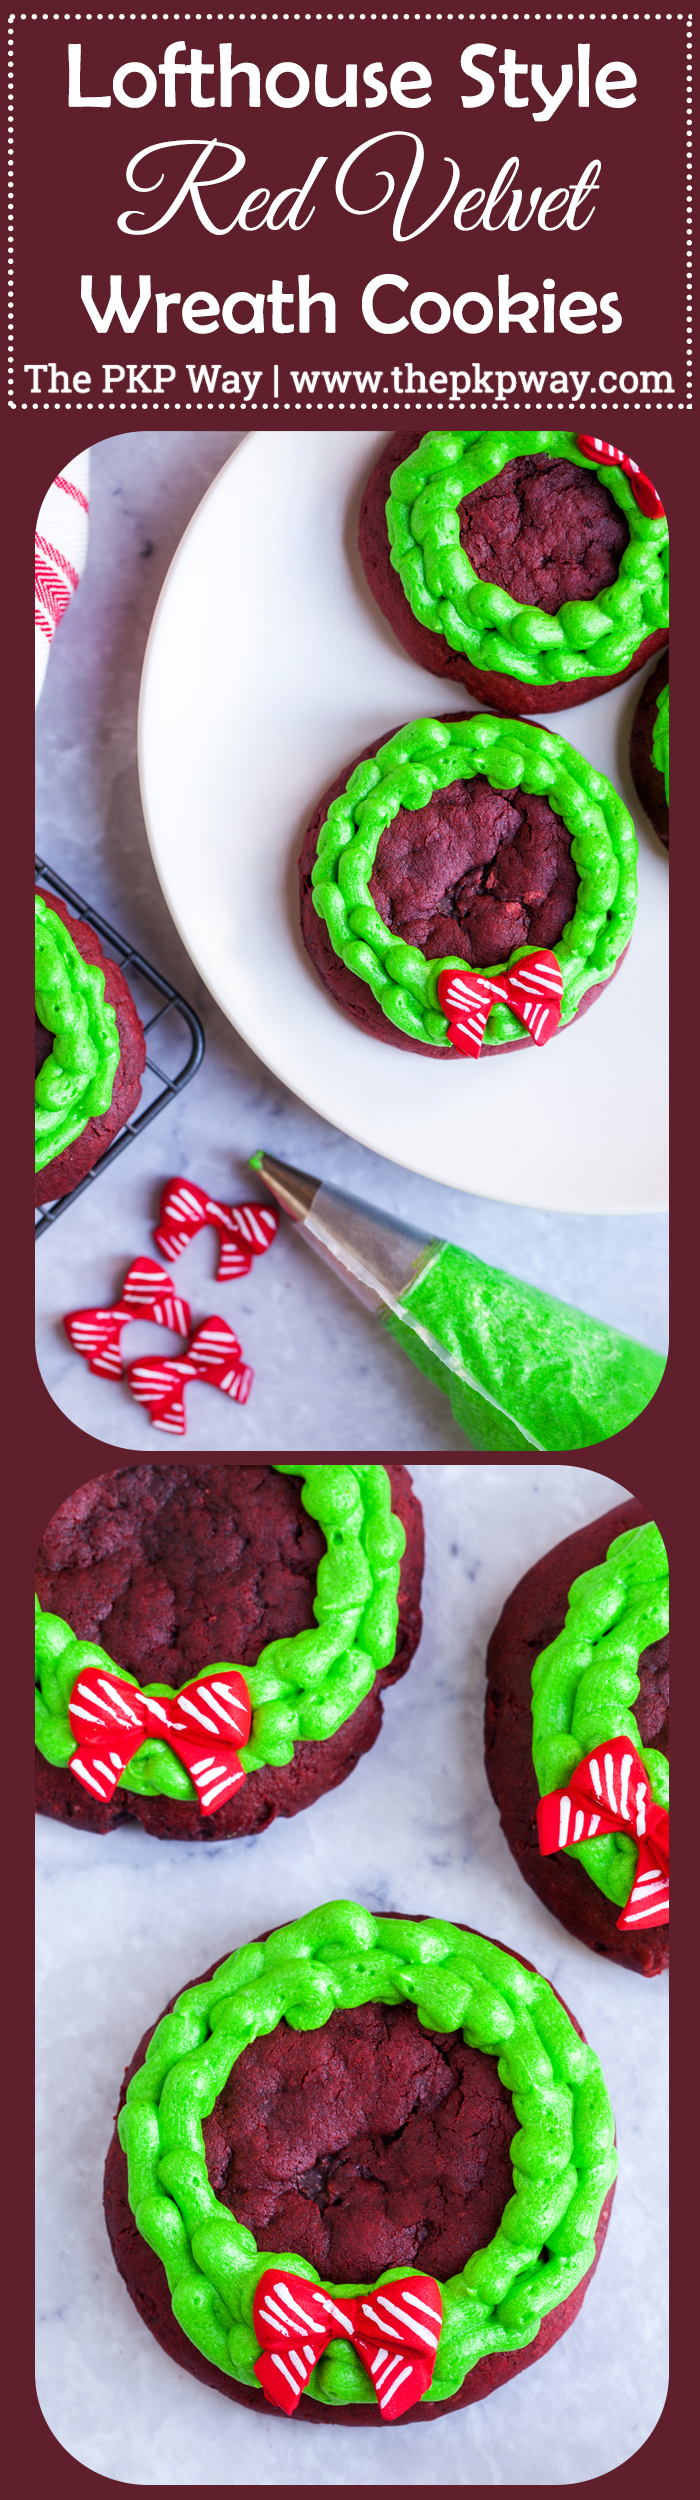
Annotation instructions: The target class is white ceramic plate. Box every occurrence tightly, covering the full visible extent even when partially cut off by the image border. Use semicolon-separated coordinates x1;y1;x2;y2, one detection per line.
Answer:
138;432;668;1213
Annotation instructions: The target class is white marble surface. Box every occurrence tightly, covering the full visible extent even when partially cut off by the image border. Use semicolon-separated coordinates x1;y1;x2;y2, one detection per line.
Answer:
35;433;668;1454
36;1465;668;2486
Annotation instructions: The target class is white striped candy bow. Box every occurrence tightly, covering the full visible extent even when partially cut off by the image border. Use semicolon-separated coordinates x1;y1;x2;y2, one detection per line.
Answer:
68;1663;251;1812
64;1260;191;1379
127;1316;254;1433
536;1732;668;1929
155;1177;277;1281
575;434;665;522
437;949;563;1058
252;2268;443;2420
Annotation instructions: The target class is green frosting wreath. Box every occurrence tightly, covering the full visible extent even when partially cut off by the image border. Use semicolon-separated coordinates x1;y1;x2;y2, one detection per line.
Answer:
651;681;670;805
531;1522;669;1908
35;894;121;1171
34;1464;405;1800
118;1899;617;2406
386;430;669;690
311;714;637;1048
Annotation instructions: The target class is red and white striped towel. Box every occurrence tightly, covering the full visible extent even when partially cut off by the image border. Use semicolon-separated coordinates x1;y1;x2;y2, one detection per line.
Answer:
35;453;90;705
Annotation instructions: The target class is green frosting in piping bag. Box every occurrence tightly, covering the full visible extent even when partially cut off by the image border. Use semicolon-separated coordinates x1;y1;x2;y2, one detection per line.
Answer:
651;681;669;805
35;894;120;1171
386;430;668;688
311;714;637;1048
531;1522;669;1905
382;1241;664;1452
34;1465;405;1796
117;1899;617;2405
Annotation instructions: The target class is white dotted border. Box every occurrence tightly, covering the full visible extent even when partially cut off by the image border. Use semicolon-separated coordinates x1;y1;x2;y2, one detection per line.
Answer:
8;12;693;416
686;9;693;404
7;18;13;408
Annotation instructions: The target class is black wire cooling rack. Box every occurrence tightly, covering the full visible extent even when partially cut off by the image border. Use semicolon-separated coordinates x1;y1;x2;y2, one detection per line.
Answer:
35;859;205;1237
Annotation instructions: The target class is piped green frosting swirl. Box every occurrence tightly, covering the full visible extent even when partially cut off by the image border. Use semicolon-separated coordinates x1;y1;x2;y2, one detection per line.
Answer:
312;714;637;1047
117;1899;617;2405
651;681;669;806
387;430;669;688
34;1464;405;1798
35;894;120;1172
531;1521;669;1907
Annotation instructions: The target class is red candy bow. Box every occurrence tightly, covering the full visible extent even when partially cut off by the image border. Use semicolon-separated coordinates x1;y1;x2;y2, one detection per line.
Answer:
127;1317;254;1433
64;1260;191;1378
68;1663;251;1811
155;1178;277;1280
536;1733;669;1929
253;2269;442;2420
575;435;665;522
437;950;563;1058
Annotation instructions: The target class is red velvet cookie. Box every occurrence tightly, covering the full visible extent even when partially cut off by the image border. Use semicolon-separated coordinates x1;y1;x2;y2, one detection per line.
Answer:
485;1500;669;1977
35;1463;424;1840
360;433;668;716
300;718;630;1058
205;2001;520;2287
630;653;669;849
35;892;146;1206
458;452;629;613
104;1912;616;2424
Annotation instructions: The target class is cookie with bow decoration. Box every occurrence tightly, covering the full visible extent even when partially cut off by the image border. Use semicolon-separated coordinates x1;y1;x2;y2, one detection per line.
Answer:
358;428;669;722
304;711;639;1058
36;1466;418;1839
485;1507;669;1977
105;1899;619;2423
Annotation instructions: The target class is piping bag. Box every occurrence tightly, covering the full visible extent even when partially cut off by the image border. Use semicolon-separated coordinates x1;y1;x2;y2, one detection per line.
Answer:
250;1153;664;1452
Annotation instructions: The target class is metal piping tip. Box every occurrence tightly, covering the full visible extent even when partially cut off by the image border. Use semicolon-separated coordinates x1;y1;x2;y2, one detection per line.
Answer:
251;1150;440;1315
250;1152;320;1222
